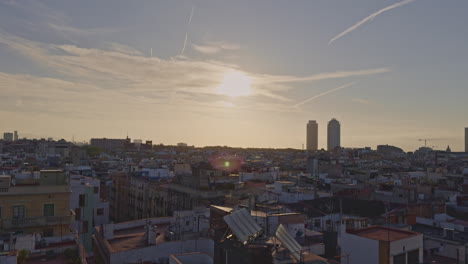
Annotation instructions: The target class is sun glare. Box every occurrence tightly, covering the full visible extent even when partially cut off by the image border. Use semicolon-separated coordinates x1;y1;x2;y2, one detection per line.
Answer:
217;71;252;97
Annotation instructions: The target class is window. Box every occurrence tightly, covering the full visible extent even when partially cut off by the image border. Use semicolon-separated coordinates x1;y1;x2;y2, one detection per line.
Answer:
79;194;86;207
94;187;99;194
43;229;54;237
82;221;88;233
408;249;419;264
75;208;81;220
314;219;320;227
43;204;55;217
393;253;406;264
96;208;104;216
12;205;25;218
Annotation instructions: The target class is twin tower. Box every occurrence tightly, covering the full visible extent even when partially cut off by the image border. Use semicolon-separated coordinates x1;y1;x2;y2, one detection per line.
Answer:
306;119;341;151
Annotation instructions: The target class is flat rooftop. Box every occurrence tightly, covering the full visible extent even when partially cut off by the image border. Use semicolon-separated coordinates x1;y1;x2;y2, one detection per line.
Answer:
106;223;170;252
348;226;420;242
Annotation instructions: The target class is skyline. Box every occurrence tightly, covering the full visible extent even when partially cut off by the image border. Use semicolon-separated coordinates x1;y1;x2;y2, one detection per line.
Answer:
1;0;468;150
4;124;467;152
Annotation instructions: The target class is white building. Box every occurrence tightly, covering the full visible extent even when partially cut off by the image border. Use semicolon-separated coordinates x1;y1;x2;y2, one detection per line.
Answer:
272;181;316;203
327;118;341;151
341;225;423;264
70;175;109;253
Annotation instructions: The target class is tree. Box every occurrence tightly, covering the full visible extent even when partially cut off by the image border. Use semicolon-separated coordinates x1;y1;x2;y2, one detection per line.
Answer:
17;249;29;264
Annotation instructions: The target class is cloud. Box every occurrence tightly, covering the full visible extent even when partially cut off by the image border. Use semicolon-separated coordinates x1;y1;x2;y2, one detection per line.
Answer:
329;0;417;44
106;43;143;56
293;82;355;108
255;68;389;84
0;27;389;117
48;23;122;37
192;42;241;55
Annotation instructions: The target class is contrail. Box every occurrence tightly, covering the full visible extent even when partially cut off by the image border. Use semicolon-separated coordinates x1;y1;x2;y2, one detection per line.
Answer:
293;82;355;108
180;5;195;55
329;0;417;44
181;34;189;55
188;5;195;25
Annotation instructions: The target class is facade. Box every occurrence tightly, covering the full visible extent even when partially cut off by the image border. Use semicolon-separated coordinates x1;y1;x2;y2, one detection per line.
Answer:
341;225;423;264
3;133;13;142
70;175;109;253
110;172;170;222
327;118;340;151
307;120;318;151
0;170;74;252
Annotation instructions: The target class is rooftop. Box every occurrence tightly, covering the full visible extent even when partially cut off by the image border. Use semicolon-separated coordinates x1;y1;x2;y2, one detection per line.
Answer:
105;223;170;252
348;226;420;242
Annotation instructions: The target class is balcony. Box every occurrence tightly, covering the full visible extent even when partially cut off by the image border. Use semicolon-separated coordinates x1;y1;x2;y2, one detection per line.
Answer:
1;214;74;230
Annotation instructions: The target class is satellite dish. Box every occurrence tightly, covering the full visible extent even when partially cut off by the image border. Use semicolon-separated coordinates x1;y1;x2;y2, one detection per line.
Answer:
11;178;16;186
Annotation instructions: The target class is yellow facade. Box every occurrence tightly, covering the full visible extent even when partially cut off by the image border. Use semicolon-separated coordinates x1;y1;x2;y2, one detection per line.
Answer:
0;171;74;238
0;191;73;237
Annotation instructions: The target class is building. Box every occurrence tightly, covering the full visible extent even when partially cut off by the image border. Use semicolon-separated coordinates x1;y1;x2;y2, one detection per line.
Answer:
465;127;468;153
341;225;423;264
307;121;318;151
327;119;340;151
13;131;18;141
3;133;13;142
110;172;170;222
90;138;129;151
70;175;109;254
93;215;213;264
0;170;75;254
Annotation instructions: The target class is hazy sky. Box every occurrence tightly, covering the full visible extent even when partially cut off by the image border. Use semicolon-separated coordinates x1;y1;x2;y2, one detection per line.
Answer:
1;0;467;151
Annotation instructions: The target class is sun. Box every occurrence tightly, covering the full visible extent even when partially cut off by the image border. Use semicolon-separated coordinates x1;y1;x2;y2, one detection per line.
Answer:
216;71;252;97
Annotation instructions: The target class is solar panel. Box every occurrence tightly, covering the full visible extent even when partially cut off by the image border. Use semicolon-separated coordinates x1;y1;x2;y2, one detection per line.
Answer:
275;224;302;261
223;208;262;245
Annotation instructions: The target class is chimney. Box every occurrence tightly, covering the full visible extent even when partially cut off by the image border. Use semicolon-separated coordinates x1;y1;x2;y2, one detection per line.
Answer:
103;223;114;239
145;221;158;246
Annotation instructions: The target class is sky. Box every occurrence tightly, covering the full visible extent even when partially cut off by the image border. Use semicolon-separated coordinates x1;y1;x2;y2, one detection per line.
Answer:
0;0;467;151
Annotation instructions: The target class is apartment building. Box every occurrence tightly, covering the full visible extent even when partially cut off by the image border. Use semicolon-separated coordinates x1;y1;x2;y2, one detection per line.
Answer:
70;175;109;254
0;170;74;252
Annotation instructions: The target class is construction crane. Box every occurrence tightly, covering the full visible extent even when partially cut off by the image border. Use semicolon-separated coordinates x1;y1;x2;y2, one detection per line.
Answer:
418;138;447;148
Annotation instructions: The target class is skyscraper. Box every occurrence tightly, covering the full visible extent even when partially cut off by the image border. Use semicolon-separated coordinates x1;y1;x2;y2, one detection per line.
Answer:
465;127;468;153
13;131;18;141
327;118;341;151
3;132;13;142
306;120;318;151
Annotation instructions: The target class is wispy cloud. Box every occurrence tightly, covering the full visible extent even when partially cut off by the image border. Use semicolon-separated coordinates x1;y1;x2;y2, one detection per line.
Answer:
193;41;241;55
329;0;417;44
0;26;389;117
293;82;355;108
256;68;389;83
181;5;195;55
48;23;122;37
